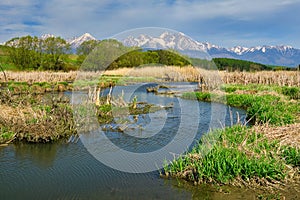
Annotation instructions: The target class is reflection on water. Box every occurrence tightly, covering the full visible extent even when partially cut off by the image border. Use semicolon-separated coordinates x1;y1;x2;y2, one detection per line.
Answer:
0;83;248;199
0;142;192;199
12;142;60;169
165;178;257;200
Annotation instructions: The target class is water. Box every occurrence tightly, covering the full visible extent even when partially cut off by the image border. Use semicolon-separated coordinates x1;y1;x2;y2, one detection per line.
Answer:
0;83;248;199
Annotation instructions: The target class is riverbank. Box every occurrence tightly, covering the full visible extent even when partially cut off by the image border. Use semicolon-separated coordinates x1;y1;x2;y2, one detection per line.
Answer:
163;84;300;198
0;91;76;145
0;83;165;144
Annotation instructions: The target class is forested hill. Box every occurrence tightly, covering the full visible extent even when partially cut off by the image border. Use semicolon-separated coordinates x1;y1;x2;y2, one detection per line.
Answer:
212;58;271;71
0;37;296;72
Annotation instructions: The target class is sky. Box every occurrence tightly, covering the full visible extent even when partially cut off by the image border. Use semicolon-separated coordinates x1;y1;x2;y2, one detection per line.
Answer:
1;0;300;48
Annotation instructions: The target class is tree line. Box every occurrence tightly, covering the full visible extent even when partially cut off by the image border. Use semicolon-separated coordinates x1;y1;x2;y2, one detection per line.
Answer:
1;35;297;71
5;36;71;70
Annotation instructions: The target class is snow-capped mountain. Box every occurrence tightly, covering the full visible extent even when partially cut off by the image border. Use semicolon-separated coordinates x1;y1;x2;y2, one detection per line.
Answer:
3;32;300;67
67;33;96;48
123;31;208;52
121;32;300;67
41;34;55;40
40;33;97;48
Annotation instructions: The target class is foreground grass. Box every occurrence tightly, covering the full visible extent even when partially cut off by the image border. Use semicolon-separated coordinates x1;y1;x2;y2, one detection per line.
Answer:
164;84;300;197
164;125;299;184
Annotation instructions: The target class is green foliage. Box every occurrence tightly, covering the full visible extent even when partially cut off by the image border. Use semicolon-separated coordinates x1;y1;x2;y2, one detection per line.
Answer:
107;49;191;69
0;127;15;143
80;39;131;71
4;35;70;71
182;91;299;125
281;86;300;100
221;84;300;100
164;125;288;184
76;40;100;65
281;146;300;167
213;58;272;71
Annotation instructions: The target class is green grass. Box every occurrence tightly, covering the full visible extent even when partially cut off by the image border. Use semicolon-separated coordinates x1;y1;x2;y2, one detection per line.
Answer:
165;85;300;190
182;92;299;125
0;128;15;143
281;146;300;167
221;84;300;100
163;125;298;184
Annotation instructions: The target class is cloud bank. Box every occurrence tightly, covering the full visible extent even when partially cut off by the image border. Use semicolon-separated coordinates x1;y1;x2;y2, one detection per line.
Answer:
1;0;300;47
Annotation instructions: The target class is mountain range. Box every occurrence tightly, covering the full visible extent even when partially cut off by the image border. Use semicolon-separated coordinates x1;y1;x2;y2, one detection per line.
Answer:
37;32;300;67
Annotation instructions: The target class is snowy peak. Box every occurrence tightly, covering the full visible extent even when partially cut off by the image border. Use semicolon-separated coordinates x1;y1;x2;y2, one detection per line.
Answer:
230;46;249;55
122;31;209;52
41;34;55;40
121;32;300;67
67;33;97;48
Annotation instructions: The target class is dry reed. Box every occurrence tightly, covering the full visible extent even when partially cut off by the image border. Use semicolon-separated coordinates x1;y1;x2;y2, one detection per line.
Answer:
220;71;300;87
0;71;78;83
1;68;299;87
252;123;300;148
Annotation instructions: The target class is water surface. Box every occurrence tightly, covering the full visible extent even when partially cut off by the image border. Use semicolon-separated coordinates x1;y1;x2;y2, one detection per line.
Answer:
0;83;248;199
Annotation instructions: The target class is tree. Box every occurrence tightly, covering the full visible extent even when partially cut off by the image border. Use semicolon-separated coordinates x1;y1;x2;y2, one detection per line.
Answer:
41;37;70;70
5;35;70;71
76;40;100;65
82;39;132;71
5;36;41;70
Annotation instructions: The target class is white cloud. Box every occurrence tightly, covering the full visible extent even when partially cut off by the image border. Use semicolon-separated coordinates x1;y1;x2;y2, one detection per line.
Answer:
1;0;300;48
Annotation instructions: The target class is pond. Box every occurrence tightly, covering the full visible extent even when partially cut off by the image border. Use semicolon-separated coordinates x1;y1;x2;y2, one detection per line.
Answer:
0;83;250;199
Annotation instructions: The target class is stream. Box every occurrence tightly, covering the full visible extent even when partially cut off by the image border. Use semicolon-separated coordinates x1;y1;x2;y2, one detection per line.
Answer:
0;83;251;200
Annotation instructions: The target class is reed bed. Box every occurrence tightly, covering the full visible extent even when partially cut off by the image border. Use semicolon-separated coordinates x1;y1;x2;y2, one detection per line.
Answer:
220;71;300;87
0;71;78;83
104;67;300;87
1;68;299;87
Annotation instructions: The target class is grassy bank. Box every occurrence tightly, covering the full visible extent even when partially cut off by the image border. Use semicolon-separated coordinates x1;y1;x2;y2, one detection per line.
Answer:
0;83;164;144
164;125;300;183
163;84;300;197
163;125;300;196
182;85;300;125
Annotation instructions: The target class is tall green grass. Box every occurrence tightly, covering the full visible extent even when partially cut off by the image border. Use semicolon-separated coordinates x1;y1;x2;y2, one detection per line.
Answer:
163;125;298;184
182;92;299;125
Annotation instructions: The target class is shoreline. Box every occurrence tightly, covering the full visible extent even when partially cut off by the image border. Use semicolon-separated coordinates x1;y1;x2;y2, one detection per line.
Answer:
162;85;300;198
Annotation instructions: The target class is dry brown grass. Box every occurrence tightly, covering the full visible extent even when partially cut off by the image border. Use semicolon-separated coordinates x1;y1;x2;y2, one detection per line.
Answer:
0;99;75;143
105;67;300;87
1;68;299;87
104;66;201;81
252;123;300;148
220;71;300;87
0;71;78;83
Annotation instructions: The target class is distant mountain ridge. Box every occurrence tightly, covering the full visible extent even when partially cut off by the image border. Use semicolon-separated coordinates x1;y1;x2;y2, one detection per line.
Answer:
67;33;96;48
40;33;96;48
18;32;300;67
121;32;300;67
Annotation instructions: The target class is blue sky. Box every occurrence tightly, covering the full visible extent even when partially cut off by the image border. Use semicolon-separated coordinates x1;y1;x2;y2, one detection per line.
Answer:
1;0;300;48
